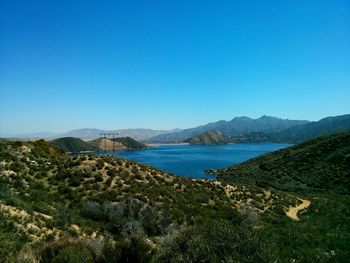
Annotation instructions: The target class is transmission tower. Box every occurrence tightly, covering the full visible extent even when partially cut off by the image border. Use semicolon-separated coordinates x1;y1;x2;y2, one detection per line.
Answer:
99;132;119;155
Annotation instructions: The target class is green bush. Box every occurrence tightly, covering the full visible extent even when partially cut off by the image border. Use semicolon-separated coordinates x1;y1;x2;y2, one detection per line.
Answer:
101;236;154;263
155;220;263;263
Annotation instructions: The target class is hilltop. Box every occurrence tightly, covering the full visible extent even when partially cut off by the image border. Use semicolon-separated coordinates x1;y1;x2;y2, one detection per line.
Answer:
50;137;98;153
61;128;180;141
88;137;147;151
184;130;231;145
209;132;350;194
50;136;147;153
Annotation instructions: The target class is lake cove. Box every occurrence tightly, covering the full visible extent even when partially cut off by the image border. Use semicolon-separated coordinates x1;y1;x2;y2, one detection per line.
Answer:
112;143;290;179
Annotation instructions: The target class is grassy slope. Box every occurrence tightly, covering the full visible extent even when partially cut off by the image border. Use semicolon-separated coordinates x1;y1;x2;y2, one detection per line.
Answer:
212;132;350;194
271;114;350;144
111;137;147;149
0;139;299;262
211;132;350;262
1;136;349;262
184;130;230;145
50;137;98;153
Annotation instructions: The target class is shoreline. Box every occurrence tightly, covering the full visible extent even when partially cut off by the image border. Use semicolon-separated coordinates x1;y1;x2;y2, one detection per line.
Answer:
146;142;190;147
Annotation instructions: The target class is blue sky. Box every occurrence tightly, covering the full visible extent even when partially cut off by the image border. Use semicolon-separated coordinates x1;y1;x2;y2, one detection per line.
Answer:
1;0;349;133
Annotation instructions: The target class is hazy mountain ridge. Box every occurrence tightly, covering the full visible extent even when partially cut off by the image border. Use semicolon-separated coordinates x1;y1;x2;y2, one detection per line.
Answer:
62;128;181;141
231;114;350;144
1;128;181;141
149;116;309;142
271;114;350;143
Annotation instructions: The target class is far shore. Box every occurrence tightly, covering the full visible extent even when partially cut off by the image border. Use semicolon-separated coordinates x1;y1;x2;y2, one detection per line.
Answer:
146;142;190;147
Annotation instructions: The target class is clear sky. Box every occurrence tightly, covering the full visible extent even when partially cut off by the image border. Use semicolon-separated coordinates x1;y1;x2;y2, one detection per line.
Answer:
1;0;349;133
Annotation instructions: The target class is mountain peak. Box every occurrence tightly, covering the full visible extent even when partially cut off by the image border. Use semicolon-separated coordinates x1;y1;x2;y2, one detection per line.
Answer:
258;115;279;120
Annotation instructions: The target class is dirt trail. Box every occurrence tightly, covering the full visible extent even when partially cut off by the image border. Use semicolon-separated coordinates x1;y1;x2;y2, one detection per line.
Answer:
286;198;311;220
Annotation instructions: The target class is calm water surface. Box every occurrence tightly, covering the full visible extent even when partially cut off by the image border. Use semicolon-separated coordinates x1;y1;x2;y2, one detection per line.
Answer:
111;143;289;179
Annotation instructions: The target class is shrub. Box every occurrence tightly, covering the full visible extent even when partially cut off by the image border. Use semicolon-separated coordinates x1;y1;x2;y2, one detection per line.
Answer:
155;220;263;263
36;239;96;263
100;236;154;263
107;168;117;177
94;172;103;182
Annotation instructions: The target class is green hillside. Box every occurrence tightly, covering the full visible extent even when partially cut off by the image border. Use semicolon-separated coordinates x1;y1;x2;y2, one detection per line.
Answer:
50;137;98;153
231;114;350;144
0;139;299;262
270;114;350;144
0;138;349;262
184;130;231;145
112;136;147;149
210;132;350;194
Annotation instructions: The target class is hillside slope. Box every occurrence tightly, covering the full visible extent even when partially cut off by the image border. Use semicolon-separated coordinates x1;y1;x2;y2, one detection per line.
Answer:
271;114;350;143
231;114;350;144
210;132;350;194
112;136;147;149
184;130;231;145
0;139;300;261
88;137;147;151
61;128;180;141
1;139;349;262
50;137;98;152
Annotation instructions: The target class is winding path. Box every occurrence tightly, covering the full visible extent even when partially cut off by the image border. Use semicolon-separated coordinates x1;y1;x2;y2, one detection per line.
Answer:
286;198;311;221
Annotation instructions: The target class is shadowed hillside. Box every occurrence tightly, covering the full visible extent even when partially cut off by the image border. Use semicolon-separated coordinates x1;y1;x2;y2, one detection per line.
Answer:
50;137;98;152
111;136;147;149
184;130;231;145
210;132;350;194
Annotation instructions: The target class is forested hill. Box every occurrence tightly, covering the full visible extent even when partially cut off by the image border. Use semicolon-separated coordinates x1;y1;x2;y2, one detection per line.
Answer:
210;132;350;194
50;137;98;152
50;136;147;152
184;130;231;145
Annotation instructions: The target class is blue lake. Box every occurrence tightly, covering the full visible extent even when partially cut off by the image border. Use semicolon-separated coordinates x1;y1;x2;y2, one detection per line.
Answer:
112;143;289;179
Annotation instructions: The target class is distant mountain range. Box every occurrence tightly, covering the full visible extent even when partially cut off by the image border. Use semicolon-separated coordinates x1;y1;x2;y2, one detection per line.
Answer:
2;114;349;144
1;128;180;141
149;115;310;142
0;132;61;139
50;137;98;152
232;114;350;144
60;128;180;141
